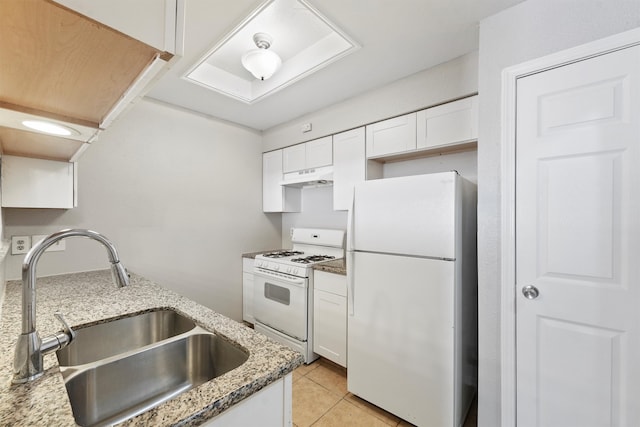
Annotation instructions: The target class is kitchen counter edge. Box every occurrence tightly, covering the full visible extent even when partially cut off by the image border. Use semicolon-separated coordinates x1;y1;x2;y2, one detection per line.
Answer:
0;270;303;427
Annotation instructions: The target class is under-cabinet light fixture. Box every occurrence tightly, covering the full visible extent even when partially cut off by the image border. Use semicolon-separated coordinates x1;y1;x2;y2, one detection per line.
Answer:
22;120;78;137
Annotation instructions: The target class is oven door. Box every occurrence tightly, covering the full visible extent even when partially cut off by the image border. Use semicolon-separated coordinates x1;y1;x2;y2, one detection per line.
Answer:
253;269;308;341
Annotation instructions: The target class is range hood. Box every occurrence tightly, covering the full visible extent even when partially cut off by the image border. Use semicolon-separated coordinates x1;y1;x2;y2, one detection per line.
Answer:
280;165;333;188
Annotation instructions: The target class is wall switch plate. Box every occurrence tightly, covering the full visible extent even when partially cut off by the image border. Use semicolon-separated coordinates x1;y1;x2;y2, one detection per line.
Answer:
32;235;65;252
11;236;31;255
301;123;312;133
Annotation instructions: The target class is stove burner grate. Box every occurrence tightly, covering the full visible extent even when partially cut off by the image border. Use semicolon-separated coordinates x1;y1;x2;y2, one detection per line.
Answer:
291;255;336;264
262;250;304;258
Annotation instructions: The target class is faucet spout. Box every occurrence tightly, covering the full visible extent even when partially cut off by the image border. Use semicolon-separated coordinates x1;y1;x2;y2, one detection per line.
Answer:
13;229;129;383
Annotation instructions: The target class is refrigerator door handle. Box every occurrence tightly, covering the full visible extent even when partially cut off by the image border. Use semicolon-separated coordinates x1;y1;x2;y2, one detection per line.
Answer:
346;192;355;252
347;250;355;316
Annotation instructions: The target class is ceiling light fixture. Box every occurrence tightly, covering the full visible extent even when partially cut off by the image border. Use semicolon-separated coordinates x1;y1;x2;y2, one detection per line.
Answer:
241;33;282;81
21;120;78;136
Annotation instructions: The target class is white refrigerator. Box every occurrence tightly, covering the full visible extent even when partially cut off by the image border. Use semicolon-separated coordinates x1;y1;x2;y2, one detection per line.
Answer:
346;171;477;427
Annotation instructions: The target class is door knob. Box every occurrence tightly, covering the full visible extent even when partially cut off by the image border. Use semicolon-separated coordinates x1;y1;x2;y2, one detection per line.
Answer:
522;285;539;300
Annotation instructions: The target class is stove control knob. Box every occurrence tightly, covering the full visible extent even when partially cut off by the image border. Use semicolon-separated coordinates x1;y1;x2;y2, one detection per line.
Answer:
273;265;280;271
256;261;262;267
292;268;299;276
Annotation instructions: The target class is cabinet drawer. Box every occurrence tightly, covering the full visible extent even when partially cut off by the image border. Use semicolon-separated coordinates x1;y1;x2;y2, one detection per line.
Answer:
314;270;346;296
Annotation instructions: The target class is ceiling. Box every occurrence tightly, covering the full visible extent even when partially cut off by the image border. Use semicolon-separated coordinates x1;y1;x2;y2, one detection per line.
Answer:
146;0;524;131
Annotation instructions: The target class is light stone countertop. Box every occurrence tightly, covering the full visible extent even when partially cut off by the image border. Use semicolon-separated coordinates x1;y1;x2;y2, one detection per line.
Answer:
0;270;303;426
312;259;347;275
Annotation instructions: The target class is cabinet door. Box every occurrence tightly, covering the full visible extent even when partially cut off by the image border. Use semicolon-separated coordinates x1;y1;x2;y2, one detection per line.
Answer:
365;112;416;158
263;150;300;212
263;150;286;212
333;128;365;211
1;155;75;208
282;144;306;173
242;258;255;324
305;136;333;169
313;271;347;367
201;375;291;427
416;95;478;150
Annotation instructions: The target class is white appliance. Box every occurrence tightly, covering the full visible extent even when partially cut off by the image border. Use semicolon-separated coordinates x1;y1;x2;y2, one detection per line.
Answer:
253;228;345;363
346;171;477;427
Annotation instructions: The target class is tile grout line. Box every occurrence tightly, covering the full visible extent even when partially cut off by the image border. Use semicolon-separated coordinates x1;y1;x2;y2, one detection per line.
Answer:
297;361;401;427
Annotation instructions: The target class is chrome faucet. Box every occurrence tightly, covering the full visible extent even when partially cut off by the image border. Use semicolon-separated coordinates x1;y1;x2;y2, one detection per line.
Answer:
13;229;129;383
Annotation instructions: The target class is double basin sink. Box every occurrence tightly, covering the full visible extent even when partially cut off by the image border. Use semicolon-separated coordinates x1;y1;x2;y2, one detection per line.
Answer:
56;309;249;426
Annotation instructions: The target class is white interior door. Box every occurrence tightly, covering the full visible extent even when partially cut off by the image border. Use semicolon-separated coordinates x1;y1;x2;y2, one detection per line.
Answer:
516;45;640;426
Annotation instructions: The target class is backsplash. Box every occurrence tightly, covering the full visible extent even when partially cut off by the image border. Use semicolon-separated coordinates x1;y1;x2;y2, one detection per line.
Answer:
281;186;347;247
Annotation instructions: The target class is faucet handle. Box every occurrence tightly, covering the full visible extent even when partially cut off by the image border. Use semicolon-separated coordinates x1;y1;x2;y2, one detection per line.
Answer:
54;312;76;342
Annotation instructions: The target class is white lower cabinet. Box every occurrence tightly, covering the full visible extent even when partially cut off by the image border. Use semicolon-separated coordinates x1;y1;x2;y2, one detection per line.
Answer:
1;155;76;208
201;374;292;427
242;257;255;324
313;270;347;367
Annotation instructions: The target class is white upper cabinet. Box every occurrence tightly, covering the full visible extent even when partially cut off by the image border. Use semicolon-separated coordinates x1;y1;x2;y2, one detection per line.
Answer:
1;155;76;209
282;144;306;173
416;95;478;150
263;150;301;213
283;136;333;173
52;0;181;54
333;127;365;211
366;113;417;158
305;136;333;169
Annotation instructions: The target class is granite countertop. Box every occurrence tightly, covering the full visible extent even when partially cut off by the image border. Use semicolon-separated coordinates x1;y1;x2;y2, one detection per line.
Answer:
0;270;303;426
313;259;347;275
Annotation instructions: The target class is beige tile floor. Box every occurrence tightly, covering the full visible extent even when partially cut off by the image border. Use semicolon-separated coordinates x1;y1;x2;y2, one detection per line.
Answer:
292;358;477;427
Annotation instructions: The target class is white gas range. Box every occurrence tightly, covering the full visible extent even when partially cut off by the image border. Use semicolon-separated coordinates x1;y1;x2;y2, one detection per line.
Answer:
253;228;345;363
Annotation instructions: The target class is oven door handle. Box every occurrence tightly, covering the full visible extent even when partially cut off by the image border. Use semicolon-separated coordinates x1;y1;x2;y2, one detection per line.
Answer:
253;270;307;287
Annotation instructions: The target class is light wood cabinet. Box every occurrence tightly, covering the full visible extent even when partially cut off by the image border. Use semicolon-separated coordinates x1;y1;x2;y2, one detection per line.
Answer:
313;271;347;367
416;95;478;150
283;136;332;173
332;127;365;211
242;258;255;324
0;1;175;162
365;113;417;158
1;155;76;209
263;150;301;213
52;0;181;53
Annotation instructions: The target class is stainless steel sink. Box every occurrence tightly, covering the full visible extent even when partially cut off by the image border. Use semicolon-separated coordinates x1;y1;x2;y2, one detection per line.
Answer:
57;309;196;366
56;310;249;426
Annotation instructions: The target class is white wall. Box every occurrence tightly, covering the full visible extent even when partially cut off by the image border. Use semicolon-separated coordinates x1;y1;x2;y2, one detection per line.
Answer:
3;99;282;321
280;186;347;247
477;1;640;426
262;51;479;152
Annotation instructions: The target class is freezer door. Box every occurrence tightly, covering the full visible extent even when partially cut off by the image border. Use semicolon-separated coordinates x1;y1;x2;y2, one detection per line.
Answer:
353;172;457;259
347;251;455;426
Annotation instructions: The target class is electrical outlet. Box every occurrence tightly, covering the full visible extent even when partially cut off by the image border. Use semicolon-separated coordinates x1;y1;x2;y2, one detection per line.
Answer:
32;235;65;252
290;228;295;238
11;236;31;255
